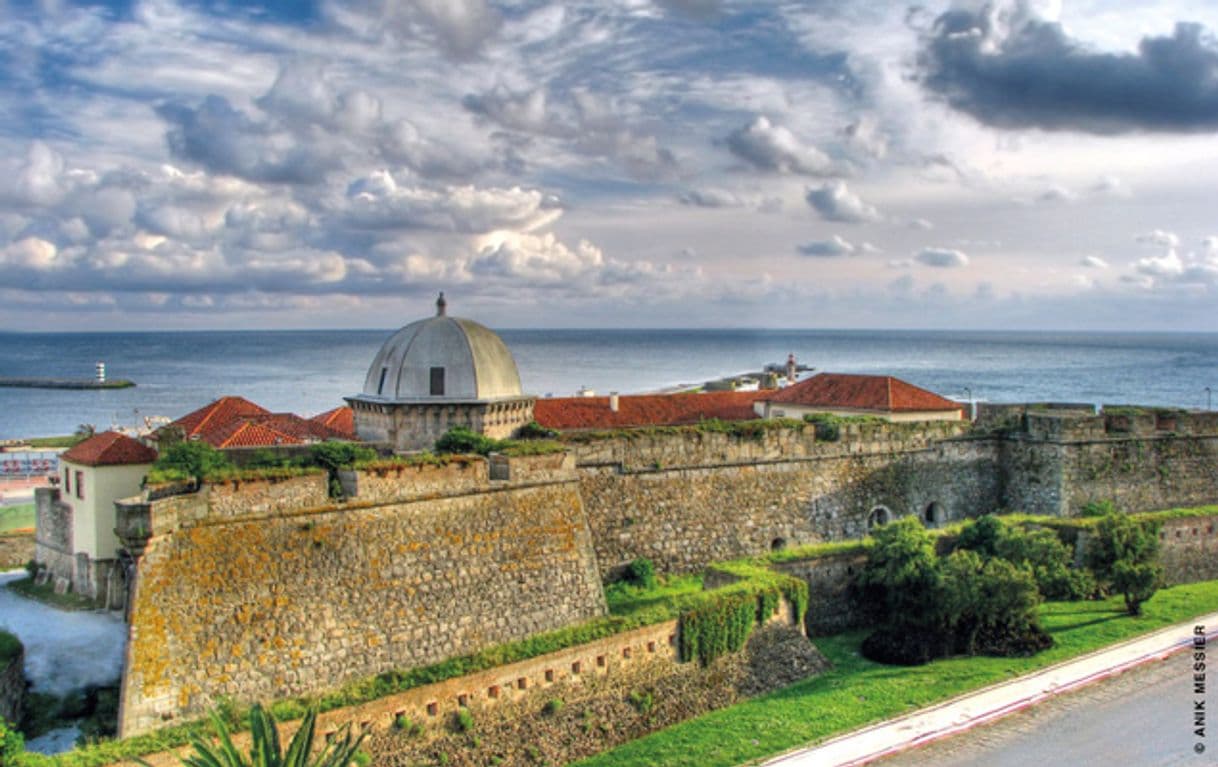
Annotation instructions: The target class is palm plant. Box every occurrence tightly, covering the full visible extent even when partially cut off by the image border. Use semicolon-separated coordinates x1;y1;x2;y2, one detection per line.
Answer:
148;704;366;767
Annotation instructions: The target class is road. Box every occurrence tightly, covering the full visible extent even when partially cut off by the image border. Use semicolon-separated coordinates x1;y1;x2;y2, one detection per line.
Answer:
878;653;1211;767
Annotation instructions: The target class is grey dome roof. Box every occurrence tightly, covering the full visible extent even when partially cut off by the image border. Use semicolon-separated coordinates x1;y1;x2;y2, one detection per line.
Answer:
360;310;523;402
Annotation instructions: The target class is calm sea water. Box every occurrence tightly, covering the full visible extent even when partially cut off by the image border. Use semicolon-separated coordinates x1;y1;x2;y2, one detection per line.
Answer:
0;329;1215;440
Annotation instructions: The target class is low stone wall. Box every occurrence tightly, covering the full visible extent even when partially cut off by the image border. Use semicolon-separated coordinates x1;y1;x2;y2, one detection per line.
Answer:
348;458;489;505
205;474;330;521
0;644;23;725
1154;516;1218;586
0;531;33;570
775;551;869;636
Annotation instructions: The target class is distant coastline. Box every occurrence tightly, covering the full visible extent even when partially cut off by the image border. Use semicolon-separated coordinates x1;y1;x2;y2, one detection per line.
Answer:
0;378;135;390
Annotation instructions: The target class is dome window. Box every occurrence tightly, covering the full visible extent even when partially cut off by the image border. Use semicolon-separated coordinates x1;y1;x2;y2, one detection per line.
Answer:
430;366;446;396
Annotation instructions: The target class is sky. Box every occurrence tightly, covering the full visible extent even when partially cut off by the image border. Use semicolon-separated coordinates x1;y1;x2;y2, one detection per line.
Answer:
2;0;1218;331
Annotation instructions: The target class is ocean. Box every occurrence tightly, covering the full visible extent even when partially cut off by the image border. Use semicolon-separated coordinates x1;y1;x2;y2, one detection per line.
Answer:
0;328;1215;440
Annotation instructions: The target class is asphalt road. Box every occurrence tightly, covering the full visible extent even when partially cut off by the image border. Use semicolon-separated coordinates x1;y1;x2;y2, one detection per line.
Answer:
878;652;1214;767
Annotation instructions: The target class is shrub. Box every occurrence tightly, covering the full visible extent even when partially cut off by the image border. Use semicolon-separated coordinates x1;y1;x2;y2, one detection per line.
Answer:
803;413;840;441
151;441;233;483
454;707;475;733
1086;513;1163;615
171;703;363;767
308;442;378;471
626;558;657;590
1080;499;1117;518
517;421;558;440
956;515;1093;601
435;427;502;456
394;714;422;737
627;690;654;715
0;717;22;765
542;698;564;716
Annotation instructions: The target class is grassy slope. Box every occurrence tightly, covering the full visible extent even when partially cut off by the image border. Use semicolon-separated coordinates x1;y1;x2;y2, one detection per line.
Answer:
575;581;1218;767
0;503;35;533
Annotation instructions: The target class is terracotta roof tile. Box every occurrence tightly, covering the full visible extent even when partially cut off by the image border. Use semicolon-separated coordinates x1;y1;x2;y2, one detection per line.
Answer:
169;396;271;439
310;407;356;439
201;413;351;449
765;373;961;413
61;431;157;467
534;391;765;431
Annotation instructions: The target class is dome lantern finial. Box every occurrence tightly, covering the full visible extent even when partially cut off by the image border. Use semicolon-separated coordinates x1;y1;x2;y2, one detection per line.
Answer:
436;291;447;316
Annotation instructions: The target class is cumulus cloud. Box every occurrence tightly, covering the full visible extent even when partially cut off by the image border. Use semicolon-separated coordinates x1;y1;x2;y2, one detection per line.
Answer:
679;188;745;208
914;247;970;268
805;181;881;223
1080;256;1109;269
726;117;834;175
1138;229;1180;249
921;6;1218;132
326;0;502;59
797;235;857;257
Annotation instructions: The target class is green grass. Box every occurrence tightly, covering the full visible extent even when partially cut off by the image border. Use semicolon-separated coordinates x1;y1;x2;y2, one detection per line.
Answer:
6;576;98;611
605;574;705;618
22;435;86;448
573;580;1218;767
0;504;35;533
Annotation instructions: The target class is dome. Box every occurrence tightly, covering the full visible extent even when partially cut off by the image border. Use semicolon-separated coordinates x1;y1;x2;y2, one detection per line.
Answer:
359;294;523;402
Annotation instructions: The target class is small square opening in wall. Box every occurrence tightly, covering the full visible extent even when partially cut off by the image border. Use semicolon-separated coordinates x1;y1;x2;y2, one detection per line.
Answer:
622;647;632;659
324;732;336;744
517;677;528;690
1209;525;1214;534
668;634;676;646
488;685;500;699
360;721;370;731
457;694;469;707
426;702;438;717
596;655;606;668
571;661;582;675
647;641;656;653
544;669;555;683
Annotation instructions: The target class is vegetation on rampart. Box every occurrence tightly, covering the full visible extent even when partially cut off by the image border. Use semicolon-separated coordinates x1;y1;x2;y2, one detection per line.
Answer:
433;426;565;457
557;414;960;445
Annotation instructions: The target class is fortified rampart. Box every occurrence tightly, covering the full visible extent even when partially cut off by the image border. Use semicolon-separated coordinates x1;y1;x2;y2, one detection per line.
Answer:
0;640;23;726
111;409;1218;738
115;456;605;737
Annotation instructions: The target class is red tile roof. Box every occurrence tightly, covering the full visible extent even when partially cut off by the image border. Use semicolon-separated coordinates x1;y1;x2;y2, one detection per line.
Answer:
533;391;765;431
166;397;355;448
61;431;157;467
764;373;961;413
170;396;271;439
310;406;356;439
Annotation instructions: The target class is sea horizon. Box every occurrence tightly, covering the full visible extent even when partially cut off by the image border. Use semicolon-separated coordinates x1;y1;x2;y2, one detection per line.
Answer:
2;326;1216;440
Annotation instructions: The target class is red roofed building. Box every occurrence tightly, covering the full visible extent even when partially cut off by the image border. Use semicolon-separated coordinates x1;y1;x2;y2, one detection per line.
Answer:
36;431;157;605
754;373;963;422
311;406;356;440
161;397;356;449
534;391;765;431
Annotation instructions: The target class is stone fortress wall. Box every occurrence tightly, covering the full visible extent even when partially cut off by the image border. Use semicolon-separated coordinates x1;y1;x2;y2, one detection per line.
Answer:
112;408;1218;737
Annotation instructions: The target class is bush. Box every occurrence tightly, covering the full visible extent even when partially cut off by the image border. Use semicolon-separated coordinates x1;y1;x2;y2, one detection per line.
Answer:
1085;513;1163;615
0;718;22;766
802;413;840;441
308;442;378;471
435;427;502;456
454;707;475;733
152;440;233;482
542;698;564;716
517;421;558;440
956;515;1093;601
626;558;657;590
1080;499;1117;518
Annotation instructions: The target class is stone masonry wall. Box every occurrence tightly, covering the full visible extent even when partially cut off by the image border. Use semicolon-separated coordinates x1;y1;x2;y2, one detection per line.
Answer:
571;425;998;576
0;646;23;725
118;478;606;737
33;486;73;584
1154;516;1218;586
774;552;869;636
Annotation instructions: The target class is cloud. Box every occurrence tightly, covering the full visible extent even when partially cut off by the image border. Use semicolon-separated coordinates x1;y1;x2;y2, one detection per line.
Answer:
805;181;881;223
797;235;857;257
326;0;502;59
908;217;934;231
679;188;746;208
1080;256;1109;269
921;7;1218;132
914;247;970;268
726;116;834;175
1138;229;1180;249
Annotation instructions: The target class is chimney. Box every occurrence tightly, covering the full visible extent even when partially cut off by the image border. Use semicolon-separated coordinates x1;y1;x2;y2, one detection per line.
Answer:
436;291;447;316
609;392;620;412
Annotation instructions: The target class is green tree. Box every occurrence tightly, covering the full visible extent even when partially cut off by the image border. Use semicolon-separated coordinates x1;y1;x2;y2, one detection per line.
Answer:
153;440;234;482
856;517;945;632
146;704;365;767
1085;513;1163;615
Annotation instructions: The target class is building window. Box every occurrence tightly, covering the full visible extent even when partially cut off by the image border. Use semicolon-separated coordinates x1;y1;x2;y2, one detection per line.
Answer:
64;468;70;492
430;366;445;396
376;367;388;395
75;471;84;500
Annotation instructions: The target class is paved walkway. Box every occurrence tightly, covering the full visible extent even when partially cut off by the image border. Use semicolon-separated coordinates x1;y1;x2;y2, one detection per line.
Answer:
761;612;1218;767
